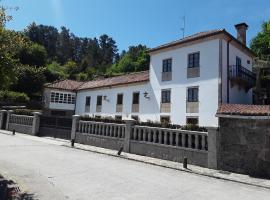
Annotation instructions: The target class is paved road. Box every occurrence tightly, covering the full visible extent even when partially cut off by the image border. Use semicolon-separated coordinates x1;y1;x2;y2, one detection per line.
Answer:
0;133;270;200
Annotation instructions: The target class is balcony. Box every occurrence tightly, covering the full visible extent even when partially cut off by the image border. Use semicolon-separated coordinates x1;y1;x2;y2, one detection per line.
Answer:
186;102;199;113
229;65;256;91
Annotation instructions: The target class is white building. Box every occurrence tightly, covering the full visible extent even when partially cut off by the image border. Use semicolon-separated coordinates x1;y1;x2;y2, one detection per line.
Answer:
43;23;255;126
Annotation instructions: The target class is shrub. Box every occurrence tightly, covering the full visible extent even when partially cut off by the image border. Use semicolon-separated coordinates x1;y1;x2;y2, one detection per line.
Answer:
181;124;207;132
0;91;30;103
13;109;35;116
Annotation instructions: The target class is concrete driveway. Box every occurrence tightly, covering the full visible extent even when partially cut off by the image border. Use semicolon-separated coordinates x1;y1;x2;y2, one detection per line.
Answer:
0;132;270;200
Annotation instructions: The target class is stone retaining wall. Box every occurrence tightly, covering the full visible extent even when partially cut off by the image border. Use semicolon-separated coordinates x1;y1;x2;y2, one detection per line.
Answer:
218;116;270;178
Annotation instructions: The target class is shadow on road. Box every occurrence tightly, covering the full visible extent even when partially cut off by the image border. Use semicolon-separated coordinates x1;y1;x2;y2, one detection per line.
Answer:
0;175;35;200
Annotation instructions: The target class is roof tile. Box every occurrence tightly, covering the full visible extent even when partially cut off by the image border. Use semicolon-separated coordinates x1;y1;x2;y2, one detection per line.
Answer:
217;104;270;116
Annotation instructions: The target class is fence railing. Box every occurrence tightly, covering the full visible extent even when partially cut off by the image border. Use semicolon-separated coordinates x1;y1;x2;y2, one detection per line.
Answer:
9;114;34;126
131;125;208;151
77;120;125;139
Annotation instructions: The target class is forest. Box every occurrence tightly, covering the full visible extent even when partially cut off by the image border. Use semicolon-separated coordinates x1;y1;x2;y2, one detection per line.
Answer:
0;6;149;103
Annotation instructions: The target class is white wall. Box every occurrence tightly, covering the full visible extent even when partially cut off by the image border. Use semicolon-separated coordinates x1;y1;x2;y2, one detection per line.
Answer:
221;39;253;104
150;39;220;126
75;83;160;122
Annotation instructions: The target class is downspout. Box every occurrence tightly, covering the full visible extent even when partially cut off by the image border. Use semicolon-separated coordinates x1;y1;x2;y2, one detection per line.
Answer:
74;90;78;116
226;39;232;103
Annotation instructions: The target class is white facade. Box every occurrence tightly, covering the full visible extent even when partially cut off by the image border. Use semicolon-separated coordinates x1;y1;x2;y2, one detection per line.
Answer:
45;29;254;127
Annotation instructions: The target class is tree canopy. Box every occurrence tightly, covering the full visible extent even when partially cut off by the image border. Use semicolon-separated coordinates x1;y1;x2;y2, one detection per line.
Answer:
0;2;150;102
250;20;270;61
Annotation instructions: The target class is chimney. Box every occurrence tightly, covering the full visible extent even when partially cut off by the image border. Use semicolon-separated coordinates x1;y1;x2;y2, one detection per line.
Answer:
234;23;248;45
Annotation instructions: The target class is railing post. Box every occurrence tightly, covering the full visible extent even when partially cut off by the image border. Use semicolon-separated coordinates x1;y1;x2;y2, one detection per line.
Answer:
207;127;220;169
71;115;80;142
0;110;7;130
5;110;13;131
124;118;135;153
32;112;41;136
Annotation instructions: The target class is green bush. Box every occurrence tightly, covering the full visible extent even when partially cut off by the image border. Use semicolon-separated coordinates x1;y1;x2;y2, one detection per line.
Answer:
13;109;36;116
0;91;30;103
181;124;207;132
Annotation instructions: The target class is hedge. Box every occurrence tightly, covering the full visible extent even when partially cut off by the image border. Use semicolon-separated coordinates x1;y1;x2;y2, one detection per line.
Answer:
0;91;30;103
80;116;207;132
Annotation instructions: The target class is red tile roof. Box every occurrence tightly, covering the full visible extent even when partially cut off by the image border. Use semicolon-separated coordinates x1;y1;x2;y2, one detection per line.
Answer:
148;29;254;56
217;104;270;116
78;71;149;90
44;79;84;91
44;71;149;91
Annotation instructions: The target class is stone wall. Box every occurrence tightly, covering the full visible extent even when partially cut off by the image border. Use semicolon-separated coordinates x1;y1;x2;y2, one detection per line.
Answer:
218;116;270;178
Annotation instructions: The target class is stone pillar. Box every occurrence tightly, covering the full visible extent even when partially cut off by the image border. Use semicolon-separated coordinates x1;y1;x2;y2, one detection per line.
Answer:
71;115;80;141
207;127;220;169
6;110;13;131
0;110;7;130
123;118;135;153
32;112;41;136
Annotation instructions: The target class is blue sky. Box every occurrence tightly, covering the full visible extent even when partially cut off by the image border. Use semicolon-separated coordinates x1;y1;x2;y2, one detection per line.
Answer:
3;0;270;51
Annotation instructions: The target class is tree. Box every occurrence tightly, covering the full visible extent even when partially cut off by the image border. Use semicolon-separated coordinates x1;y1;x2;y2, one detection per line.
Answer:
0;5;27;90
25;23;58;60
19;43;47;67
11;65;46;96
107;45;149;74
250;21;270;61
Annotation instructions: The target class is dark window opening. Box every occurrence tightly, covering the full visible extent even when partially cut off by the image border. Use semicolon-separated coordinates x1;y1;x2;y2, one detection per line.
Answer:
161;90;171;103
187;87;199;102
97;96;102;106
132;92;140;104
162;58;172;72
188;52;200;68
186;117;199;125
117;94;123;105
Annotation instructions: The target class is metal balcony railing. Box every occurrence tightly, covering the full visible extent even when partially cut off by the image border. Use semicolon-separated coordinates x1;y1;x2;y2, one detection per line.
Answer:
229;65;256;90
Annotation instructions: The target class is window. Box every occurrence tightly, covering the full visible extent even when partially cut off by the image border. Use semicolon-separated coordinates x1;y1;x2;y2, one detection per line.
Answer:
50;92;75;104
160;116;170;124
188;52;200;68
187;87;199;102
132;92;140;104
186;117;199;125
236;56;242;66
161;89;171;103
85;96;91;112
117;94;123;105
97;96;102;106
50;92;56;102
162;58;172;72
115;115;122;120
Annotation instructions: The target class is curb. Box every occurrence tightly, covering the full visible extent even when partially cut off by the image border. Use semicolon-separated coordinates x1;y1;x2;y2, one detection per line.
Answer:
65;144;270;190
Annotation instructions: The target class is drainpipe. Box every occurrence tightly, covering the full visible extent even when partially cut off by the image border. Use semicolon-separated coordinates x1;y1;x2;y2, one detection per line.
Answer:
74;90;78;116
226;39;232;103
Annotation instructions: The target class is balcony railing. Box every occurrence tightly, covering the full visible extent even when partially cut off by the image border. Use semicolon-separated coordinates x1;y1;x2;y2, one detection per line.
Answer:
229;65;256;91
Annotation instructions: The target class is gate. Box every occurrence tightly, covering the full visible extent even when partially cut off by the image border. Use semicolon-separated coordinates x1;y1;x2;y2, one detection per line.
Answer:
39;116;72;140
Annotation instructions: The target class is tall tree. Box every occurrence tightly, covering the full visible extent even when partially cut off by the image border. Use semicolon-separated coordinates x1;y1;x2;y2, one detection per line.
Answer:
25;23;58;60
0;5;27;90
250;21;270;61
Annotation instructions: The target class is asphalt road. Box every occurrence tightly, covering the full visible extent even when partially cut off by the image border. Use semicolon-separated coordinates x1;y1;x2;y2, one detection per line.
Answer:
0;132;270;200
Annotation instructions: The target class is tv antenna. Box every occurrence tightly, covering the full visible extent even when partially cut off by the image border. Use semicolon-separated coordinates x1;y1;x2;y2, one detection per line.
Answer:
181;16;186;38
